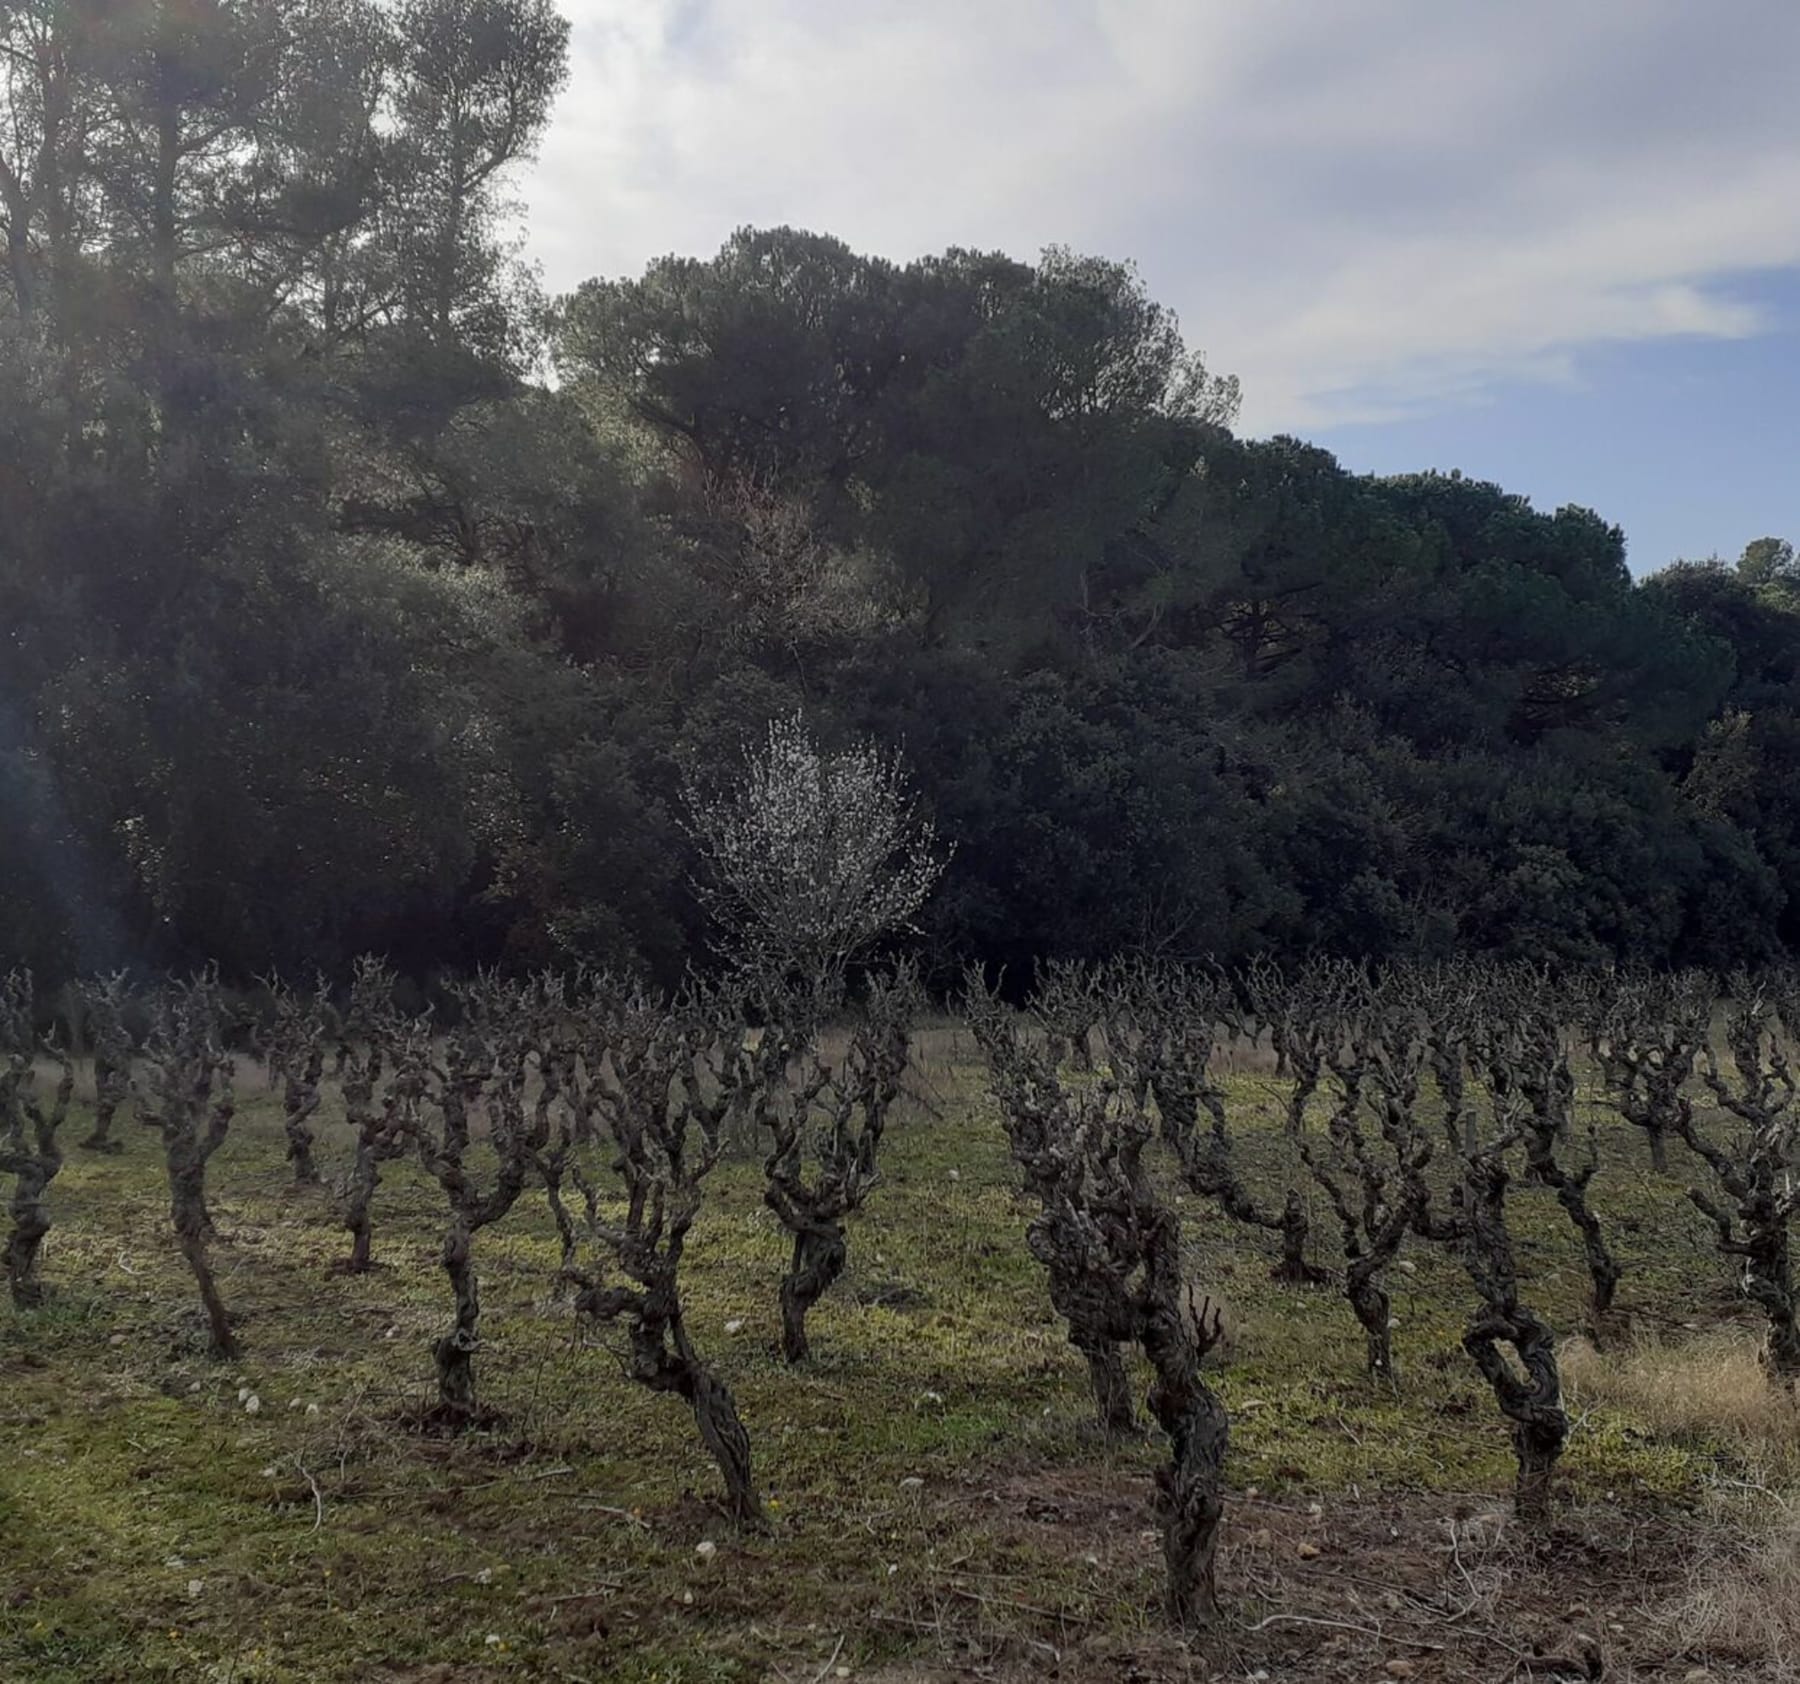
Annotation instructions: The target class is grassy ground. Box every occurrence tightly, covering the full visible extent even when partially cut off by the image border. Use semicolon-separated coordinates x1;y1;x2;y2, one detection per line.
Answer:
1;1024;1795;1681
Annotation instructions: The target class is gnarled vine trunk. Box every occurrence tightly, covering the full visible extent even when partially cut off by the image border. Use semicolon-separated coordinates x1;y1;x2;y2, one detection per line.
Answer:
1345;1263;1392;1382
1459;1152;1568;1520
1700;1191;1800;1379
281;1047;324;1186
778;1221;847;1364
179;1225;238;1360
1141;1241;1229;1629
341;1164;381;1273
1271;1190;1322;1286
575;1273;766;1529
434;1218;481;1418
1463;1303;1566;1520
1075;1331;1138;1438
1149;1368;1229;1627
687;1364;760;1528
3;1146;60;1308
82;1055;129;1154
169;1138;235;1356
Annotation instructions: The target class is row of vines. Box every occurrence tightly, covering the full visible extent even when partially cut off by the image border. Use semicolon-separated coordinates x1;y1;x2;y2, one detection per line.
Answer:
3;959;1796;1629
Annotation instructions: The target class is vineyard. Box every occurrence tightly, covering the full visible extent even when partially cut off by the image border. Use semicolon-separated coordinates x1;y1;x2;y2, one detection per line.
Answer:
3;963;1800;1683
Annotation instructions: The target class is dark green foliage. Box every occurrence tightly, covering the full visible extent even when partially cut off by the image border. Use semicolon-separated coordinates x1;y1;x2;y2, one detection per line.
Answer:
0;0;1796;984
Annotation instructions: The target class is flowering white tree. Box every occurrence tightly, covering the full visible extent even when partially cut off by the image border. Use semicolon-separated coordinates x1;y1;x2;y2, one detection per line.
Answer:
683;712;948;989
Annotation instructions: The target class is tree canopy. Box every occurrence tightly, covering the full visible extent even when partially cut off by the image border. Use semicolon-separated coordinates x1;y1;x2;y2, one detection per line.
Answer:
1;5;1795;988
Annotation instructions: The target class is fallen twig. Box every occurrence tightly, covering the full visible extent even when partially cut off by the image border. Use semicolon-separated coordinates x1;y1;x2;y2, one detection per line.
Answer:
573;1500;651;1529
806;1634;845;1684
945;1581;1089;1625
1239;1612;1445;1652
293;1454;324;1532
463;1463;575;1492
542;1582;624;1605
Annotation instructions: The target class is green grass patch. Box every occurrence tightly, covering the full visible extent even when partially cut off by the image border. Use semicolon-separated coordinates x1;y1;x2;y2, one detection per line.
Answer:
0;1044;1782;1680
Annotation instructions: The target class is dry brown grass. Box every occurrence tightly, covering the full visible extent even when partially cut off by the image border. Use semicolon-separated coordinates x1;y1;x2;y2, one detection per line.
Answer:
1661;1498;1800;1676
1563;1328;1800;1477
1569;1329;1800;1676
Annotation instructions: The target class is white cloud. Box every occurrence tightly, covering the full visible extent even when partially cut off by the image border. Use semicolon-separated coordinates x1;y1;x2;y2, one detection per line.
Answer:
519;0;1800;430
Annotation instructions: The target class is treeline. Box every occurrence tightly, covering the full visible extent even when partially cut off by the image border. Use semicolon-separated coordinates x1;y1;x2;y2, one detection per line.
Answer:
4;0;1799;989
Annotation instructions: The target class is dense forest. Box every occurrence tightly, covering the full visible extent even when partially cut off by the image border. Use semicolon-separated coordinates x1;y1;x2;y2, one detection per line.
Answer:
3;0;1798;991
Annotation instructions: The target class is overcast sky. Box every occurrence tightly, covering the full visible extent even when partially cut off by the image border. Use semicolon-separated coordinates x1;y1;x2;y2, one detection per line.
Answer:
520;0;1800;572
